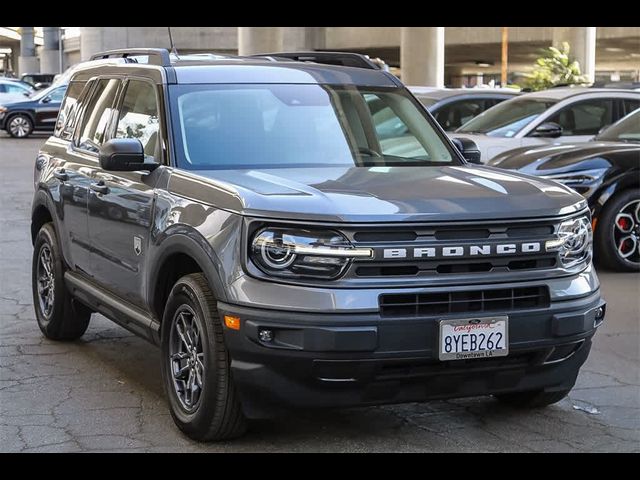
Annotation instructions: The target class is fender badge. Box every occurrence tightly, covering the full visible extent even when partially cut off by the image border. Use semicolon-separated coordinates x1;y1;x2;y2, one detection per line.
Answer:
134;236;143;256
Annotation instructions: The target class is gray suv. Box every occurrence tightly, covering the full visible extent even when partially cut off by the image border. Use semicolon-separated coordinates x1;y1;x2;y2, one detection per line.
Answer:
31;49;605;441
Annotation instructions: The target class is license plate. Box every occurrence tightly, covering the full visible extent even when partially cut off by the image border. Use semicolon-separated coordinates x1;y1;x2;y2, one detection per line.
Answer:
439;316;508;361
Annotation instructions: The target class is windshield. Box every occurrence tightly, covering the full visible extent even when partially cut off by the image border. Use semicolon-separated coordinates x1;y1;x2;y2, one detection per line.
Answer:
456;98;557;137
169;84;457;170
596;108;640;143
30;83;66;101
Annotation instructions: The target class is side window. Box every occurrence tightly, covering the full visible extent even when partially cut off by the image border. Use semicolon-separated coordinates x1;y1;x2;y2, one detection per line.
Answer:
435;99;485;131
56;81;88;140
115;80;161;161
48;87;66;103
623;99;640;116
548;99;614;136
76;79;120;153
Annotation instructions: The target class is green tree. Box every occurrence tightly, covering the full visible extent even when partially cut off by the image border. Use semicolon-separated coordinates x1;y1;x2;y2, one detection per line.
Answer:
525;42;588;91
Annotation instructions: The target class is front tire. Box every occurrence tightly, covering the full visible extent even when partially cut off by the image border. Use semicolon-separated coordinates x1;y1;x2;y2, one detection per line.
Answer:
160;273;247;441
595;189;640;272
32;223;91;340
494;388;571;408
7;114;33;138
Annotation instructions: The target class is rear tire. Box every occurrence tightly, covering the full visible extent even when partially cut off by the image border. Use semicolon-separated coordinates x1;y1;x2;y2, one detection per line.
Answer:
594;189;640;272
32;223;91;340
494;388;571;408
160;273;247;441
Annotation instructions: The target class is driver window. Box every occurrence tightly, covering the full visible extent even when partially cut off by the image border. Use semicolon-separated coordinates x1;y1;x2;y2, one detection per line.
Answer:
115;80;161;162
547;99;614;136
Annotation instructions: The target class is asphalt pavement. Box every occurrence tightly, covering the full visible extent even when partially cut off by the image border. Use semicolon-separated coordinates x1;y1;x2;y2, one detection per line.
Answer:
1;134;638;452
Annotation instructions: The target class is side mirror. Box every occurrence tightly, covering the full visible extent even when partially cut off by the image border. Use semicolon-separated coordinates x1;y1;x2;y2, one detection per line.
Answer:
531;122;563;138
41;96;51;104
99;138;160;172
452;137;482;164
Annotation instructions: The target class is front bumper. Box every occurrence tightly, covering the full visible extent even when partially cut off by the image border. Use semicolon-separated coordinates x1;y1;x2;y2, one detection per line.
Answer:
219;288;605;418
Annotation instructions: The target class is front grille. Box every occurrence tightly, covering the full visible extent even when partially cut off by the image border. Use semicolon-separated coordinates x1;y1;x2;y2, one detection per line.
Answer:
379;286;550;317
341;219;561;282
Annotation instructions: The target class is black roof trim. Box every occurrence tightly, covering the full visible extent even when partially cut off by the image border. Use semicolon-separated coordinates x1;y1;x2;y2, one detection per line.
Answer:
250;51;381;70
89;48;172;67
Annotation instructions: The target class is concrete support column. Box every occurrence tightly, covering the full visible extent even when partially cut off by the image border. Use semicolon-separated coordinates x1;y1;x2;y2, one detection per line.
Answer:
80;27;128;61
40;27;61;73
400;27;445;87
19;27;39;75
553;27;597;83
238;27;283;55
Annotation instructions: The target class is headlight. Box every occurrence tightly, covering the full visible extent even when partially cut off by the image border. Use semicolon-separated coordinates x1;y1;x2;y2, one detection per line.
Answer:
0;106;7;113
546;215;592;268
541;168;609;187
250;228;372;279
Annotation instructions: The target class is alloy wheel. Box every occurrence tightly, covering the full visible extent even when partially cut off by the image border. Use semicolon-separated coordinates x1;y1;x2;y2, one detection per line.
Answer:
612;199;640;265
169;305;205;412
9;116;30;138
36;244;55;319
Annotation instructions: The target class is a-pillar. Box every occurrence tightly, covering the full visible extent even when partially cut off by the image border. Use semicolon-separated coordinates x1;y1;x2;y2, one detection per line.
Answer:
40;27;61;73
238;27;283;55
553;27;597;83
18;27;39;75
400;27;445;87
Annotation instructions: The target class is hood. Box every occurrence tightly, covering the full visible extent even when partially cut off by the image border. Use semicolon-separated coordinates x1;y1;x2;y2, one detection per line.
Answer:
450;133;530;163
169;164;586;223
488;141;640;175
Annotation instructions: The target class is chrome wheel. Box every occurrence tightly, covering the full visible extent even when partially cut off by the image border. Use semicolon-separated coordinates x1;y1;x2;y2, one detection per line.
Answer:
169;305;204;412
613;199;640;265
36;244;55;319
9;116;31;138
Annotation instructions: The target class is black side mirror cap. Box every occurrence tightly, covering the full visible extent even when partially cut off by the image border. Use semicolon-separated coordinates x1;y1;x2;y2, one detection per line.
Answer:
452;137;482;164
530;122;563;138
99;138;160;172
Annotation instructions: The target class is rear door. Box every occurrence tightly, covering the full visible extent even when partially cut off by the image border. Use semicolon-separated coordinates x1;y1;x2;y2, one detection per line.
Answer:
59;78;122;275
87;78;164;307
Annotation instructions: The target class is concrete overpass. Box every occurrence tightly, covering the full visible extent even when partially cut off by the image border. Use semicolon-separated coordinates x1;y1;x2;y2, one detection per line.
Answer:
2;27;638;87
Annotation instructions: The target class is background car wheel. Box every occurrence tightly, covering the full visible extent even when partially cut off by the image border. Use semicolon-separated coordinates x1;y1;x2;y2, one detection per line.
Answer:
32;223;92;340
494;388;571;408
160;273;247;441
7;114;33;138
595;189;640;272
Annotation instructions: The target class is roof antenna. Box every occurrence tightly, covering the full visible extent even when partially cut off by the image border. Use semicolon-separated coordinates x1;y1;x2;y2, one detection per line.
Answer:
168;27;179;58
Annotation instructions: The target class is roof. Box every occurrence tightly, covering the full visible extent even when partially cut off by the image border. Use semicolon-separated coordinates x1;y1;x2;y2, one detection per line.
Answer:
76;50;400;87
408;86;520;100
521;86;640;100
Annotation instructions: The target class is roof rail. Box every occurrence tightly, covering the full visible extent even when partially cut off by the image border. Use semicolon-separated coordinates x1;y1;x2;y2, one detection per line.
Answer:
89;48;172;67
250;51;381;70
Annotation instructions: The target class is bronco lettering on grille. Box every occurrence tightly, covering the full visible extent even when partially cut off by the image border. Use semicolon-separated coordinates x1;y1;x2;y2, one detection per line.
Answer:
381;242;542;259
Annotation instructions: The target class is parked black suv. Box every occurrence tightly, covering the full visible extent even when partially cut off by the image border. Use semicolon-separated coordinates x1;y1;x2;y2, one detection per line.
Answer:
31;49;605;441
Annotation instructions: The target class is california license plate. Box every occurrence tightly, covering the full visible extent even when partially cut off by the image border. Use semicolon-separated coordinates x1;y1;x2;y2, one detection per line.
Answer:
439;316;508;361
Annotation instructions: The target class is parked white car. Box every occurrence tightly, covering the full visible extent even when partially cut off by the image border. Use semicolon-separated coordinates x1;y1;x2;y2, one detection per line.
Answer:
451;88;640;163
0;79;34;103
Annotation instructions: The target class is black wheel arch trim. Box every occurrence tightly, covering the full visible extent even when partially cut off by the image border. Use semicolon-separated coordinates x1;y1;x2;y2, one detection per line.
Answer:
148;226;230;321
592;172;640;220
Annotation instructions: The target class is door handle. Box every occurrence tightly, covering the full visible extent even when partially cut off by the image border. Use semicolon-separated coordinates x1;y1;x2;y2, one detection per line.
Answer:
53;168;68;181
90;180;110;195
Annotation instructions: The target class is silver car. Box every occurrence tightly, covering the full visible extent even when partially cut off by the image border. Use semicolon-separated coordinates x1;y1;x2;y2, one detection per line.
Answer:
452;88;640;163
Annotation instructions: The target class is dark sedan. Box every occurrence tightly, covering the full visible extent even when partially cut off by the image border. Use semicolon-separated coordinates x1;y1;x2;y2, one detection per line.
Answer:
489;109;640;271
409;86;520;131
0;83;66;138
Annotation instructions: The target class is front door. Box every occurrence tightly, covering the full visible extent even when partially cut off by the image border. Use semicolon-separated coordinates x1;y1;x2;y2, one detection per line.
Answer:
88;79;164;307
35;86;67;130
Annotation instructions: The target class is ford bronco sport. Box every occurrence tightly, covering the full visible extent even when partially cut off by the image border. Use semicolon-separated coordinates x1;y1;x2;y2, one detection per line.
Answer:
31;49;605;441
